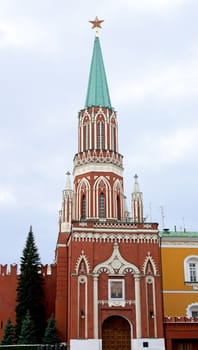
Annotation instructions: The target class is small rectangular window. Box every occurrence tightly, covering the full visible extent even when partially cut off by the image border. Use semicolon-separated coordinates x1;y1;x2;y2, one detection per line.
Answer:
143;341;149;348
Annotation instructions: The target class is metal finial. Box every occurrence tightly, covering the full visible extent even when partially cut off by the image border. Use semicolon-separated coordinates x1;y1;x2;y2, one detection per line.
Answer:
89;16;104;37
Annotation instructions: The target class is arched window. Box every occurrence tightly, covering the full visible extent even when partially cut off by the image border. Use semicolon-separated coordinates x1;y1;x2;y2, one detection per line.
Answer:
184;256;198;283
81;195;86;219
83;123;90;150
111;125;116;151
97;121;105;149
186;303;198;318
99;193;105;218
117;195;121;220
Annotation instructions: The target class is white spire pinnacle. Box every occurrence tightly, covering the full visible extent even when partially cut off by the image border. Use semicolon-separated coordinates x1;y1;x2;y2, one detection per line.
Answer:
65;171;71;191
133;174;140;193
132;174;143;223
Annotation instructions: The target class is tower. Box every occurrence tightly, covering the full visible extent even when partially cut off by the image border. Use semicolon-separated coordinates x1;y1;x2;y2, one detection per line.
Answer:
55;18;165;350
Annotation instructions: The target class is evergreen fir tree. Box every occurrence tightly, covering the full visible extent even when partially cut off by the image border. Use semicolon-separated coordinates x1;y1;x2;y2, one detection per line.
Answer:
15;226;46;343
18;310;37;344
1;317;15;345
43;315;60;344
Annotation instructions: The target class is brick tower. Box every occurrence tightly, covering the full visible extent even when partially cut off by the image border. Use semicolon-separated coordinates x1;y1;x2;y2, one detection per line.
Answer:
55;18;165;350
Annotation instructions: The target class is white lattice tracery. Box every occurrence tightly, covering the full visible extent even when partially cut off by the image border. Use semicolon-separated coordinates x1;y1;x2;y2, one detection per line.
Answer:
142;252;157;275
75;251;90;274
93;242;140;275
93;176;111;218
76;178;91;220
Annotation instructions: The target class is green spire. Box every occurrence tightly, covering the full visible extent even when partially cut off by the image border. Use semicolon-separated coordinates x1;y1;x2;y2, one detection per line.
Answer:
85;36;112;109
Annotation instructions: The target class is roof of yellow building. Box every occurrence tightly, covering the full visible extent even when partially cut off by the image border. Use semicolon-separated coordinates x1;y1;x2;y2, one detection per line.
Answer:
160;230;198;238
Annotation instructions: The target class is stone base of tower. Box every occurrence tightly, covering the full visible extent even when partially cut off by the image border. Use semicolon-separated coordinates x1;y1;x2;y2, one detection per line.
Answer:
70;339;102;350
70;338;165;350
132;338;165;350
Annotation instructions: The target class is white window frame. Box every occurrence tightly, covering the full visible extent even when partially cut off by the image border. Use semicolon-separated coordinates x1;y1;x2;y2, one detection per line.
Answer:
186;303;198;318
184;256;198;286
108;279;125;301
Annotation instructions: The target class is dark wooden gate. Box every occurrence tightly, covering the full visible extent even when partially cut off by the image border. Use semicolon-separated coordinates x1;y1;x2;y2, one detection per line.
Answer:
172;340;198;350
102;315;131;350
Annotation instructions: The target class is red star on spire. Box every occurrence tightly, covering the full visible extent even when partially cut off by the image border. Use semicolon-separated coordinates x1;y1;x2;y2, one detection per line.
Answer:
89;16;104;29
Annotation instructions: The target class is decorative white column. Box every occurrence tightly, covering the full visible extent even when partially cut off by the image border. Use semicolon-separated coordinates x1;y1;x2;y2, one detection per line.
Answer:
93;274;99;338
134;274;141;338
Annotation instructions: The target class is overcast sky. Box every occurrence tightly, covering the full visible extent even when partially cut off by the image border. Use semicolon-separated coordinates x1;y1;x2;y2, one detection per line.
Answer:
0;0;198;265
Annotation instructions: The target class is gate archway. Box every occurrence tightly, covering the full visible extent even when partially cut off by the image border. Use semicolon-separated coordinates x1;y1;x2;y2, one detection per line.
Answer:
102;315;131;350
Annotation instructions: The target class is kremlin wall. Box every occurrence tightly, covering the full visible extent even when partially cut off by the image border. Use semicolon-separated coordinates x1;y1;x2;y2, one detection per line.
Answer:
0;264;56;341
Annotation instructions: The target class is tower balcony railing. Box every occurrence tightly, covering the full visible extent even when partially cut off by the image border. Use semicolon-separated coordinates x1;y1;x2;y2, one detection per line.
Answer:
72;218;158;230
73;149;123;168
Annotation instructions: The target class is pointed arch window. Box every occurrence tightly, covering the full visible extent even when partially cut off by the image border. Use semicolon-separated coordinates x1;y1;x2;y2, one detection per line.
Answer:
81;195;86;219
99;193;105;218
66;199;70;222
97;121;105;149
117;195;121;220
83;123;90;150
111;125;116;151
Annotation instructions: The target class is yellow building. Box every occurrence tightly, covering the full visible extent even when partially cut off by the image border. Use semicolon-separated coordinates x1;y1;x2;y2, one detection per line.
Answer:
161;230;198;350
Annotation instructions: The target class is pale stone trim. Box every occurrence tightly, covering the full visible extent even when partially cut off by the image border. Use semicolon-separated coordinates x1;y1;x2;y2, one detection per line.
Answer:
142;252;158;275
56;243;67;248
163;290;198;293
93;274;99;338
77;275;88;338
146;276;157;337
98;299;135;305
72;232;158;244
93;176;111;218
75;251;91;274
186;302;198;317
92;243;140;275
73;227;158;233
161;242;198;247
134;274;141;338
73;163;123;177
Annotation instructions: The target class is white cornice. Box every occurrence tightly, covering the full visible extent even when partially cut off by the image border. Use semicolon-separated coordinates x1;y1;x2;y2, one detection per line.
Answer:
73;163;123;177
56;243;67;248
72;232;159;243
73;227;159;234
161;242;198;248
163;290;198;294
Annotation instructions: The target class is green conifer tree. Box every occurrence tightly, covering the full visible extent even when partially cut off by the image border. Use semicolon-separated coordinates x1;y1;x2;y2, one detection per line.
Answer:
1;317;15;345
15;226;46;343
43;315;60;344
18;310;37;344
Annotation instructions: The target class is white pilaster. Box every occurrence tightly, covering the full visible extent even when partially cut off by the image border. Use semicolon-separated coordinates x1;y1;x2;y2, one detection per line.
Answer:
134;274;141;338
93;274;99;338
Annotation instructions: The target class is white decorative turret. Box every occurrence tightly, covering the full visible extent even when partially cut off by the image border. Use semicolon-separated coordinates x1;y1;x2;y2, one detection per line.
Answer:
59;171;73;232
132;174;143;223
65;171;72;191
